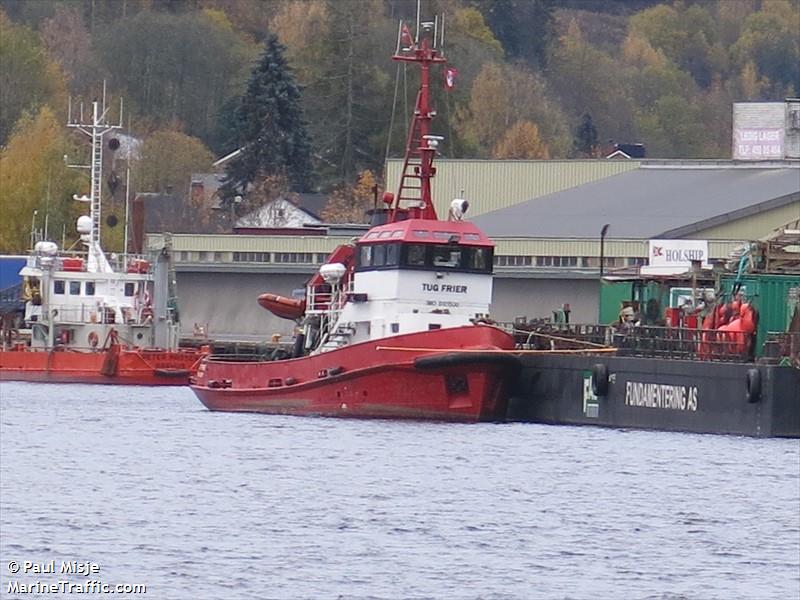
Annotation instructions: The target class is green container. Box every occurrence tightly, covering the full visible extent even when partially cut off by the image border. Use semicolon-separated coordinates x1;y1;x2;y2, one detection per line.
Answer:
599;281;632;324
720;274;800;355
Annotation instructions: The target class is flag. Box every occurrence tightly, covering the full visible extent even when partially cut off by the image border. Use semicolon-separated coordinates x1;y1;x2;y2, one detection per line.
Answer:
444;66;458;91
400;22;414;49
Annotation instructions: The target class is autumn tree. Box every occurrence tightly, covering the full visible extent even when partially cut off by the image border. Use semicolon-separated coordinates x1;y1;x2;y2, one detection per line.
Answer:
321;170;377;224
731;0;800;95
220;33;313;202
0;12;68;146
492;121;550;159
282;0;393;184
548;20;636;146
457;61;569;157
135;130;214;195
427;4;505;158
39;4;101;94
628;3;718;87
635;95;706;158
95;9;254;145
0;107;81;252
271;0;329;84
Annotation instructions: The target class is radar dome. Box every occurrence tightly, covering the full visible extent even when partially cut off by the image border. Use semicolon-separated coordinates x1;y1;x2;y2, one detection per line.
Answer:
34;241;58;256
76;215;92;234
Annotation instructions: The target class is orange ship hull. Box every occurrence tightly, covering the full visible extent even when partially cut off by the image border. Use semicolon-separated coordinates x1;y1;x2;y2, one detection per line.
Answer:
0;346;206;385
191;325;519;421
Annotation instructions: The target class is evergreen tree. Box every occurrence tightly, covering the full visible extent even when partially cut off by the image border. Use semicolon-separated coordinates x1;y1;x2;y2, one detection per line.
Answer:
571;113;599;158
221;33;313;202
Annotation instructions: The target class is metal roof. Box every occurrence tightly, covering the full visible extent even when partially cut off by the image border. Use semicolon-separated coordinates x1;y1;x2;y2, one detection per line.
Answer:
472;165;800;239
384;158;640;217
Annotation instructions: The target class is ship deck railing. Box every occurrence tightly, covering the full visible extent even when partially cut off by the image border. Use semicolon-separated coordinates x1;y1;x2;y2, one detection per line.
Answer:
27;251;155;274
511;322;756;362
762;331;800;367
40;302;147;326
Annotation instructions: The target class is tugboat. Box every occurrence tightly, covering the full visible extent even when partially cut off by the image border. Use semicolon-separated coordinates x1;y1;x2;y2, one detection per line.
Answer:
0;94;206;385
190;17;519;421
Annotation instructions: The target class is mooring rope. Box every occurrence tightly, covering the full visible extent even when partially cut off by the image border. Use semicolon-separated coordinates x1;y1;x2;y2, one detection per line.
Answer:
511;327;612;350
374;346;618;355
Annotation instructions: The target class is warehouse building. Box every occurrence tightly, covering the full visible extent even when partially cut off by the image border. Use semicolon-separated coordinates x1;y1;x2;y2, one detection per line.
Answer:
150;158;799;340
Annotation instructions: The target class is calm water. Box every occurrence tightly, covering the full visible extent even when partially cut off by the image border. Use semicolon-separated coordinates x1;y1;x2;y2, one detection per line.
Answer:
0;382;798;600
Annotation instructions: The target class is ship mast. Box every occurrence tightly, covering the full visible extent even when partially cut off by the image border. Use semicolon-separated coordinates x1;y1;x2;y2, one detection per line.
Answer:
67;83;122;273
391;17;447;222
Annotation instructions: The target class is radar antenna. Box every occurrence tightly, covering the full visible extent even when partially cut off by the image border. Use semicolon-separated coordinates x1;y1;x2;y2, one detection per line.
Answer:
66;81;123;273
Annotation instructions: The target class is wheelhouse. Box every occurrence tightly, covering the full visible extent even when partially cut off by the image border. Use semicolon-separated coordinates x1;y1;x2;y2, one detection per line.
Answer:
355;220;494;275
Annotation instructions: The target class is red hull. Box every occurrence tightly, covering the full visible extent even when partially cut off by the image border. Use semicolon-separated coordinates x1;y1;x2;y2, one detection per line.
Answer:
191;325;519;422
0;347;206;385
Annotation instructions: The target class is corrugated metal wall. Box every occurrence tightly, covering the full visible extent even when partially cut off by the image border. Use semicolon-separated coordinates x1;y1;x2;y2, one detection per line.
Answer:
384;159;640;217
152;234;744;262
682;203;800;240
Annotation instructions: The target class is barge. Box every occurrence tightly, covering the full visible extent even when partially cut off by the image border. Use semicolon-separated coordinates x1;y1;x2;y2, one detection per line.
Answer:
507;227;800;437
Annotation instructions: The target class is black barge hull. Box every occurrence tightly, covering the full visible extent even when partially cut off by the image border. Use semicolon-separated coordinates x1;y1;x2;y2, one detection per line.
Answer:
508;355;800;438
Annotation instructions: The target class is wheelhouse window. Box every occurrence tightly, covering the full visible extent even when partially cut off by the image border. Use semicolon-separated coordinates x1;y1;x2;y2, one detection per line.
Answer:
54;280;65;295
431;246;461;268
359;243;402;270
357;242;492;273
406;244;426;266
69;281;81;295
385;243;400;266
405;244;492;273
85;282;95;296
124;282;135;296
373;244;386;267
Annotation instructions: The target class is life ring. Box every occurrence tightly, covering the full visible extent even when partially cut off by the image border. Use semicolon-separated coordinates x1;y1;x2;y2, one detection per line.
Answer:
88;331;99;348
745;368;761;403
591;363;609;396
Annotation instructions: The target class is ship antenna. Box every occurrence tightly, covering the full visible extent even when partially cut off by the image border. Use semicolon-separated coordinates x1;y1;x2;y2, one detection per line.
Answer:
390;15;448;223
67;81;122;274
415;0;421;43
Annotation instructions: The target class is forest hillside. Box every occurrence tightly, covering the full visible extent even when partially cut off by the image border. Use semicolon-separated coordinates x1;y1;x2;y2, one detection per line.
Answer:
1;0;798;251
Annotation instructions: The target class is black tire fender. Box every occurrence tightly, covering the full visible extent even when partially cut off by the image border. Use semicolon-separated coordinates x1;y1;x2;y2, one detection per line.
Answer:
746;368;761;403
414;352;520;370
592;363;609;397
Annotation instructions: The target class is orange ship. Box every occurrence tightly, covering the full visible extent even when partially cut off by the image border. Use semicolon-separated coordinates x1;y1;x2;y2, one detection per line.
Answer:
0;96;206;385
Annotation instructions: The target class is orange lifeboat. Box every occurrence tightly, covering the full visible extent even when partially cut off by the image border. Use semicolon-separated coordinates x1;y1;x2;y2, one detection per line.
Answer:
257;293;306;320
